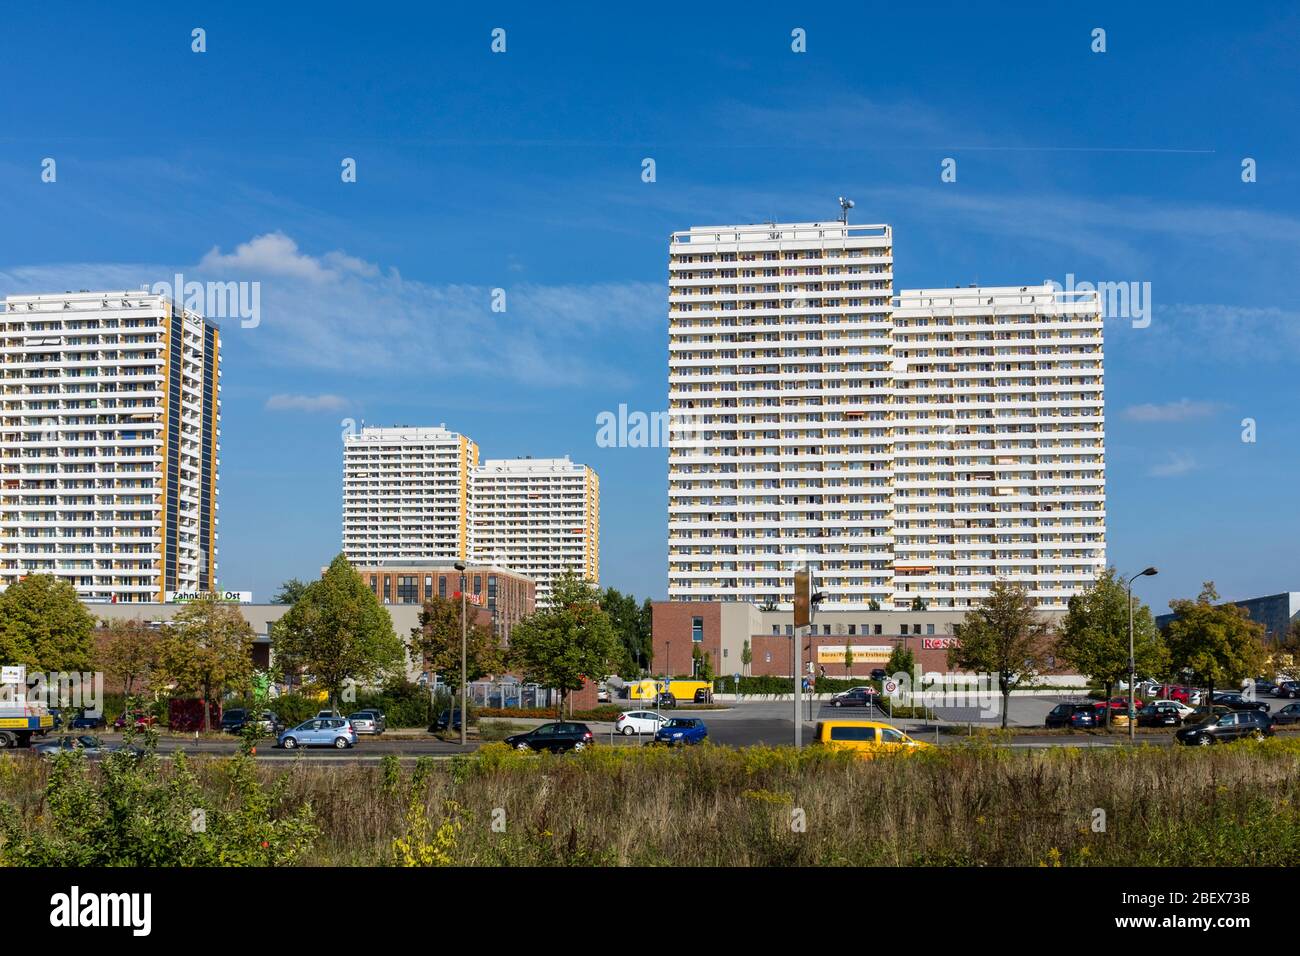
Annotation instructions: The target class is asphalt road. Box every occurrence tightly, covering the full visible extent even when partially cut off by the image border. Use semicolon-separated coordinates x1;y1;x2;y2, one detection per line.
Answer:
23;696;1202;760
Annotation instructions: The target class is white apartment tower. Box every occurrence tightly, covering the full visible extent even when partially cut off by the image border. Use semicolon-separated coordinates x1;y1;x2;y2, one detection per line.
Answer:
470;456;599;607
342;425;478;564
666;220;1105;611
0;291;221;603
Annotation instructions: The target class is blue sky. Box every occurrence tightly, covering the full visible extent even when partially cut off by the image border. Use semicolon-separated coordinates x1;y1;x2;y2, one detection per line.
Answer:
1;1;1297;613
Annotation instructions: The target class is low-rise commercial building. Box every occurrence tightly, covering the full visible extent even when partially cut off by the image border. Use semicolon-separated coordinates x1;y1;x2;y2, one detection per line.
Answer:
652;599;1066;679
347;561;534;643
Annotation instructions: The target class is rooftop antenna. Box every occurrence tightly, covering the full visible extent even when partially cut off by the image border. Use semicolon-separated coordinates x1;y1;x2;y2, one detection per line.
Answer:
838;196;855;223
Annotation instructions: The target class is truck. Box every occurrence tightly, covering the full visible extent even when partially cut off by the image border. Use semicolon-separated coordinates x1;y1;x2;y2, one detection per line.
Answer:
626;679;713;705
0;702;55;748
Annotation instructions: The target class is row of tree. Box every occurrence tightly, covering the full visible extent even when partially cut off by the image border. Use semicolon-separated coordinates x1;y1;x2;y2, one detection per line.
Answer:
948;569;1280;728
2;561;1293;731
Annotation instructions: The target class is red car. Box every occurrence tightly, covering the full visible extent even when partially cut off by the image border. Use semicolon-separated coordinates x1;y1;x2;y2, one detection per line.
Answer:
1093;697;1132;712
112;711;157;731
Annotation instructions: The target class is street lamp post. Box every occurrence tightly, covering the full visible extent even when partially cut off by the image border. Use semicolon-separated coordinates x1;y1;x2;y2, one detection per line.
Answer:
1125;567;1159;742
455;560;468;746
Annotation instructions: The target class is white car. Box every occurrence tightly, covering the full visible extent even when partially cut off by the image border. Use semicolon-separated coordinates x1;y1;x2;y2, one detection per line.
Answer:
1150;699;1196;720
615;710;668;736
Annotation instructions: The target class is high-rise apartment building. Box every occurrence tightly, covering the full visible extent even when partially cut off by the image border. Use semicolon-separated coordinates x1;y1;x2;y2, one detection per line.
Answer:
470;456;599;607
666;220;1104;611
0;290;221;603
342;425;478;564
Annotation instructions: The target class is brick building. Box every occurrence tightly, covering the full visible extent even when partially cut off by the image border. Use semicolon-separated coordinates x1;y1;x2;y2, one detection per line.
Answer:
652;600;1065;680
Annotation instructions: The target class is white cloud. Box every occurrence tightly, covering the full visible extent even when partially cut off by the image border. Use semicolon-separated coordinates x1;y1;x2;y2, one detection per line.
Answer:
265;393;350;413
0;234;661;387
1122;399;1224;423
198;232;337;282
1147;455;1198;478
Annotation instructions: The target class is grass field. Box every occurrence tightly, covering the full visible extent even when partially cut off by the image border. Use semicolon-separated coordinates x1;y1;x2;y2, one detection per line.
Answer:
2;739;1298;866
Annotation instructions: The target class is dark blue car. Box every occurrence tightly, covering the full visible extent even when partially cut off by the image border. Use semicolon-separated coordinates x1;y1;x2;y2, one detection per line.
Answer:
654;717;707;746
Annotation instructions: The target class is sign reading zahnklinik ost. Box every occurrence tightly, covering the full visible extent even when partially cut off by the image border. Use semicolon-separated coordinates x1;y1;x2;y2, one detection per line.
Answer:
166;590;253;604
1;665;26;685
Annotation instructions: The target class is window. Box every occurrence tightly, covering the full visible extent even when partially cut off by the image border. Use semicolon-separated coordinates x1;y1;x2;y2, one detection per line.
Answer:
425;576;433;601
771;625;780;635
397;576;418;603
873;624;882;635
474;575;482;594
438;576;447;599
822;624;831;635
848;624;856;635
829;725;877;742
369;574;378;595
880;728;905;744
926;624;935;635
691;617;703;643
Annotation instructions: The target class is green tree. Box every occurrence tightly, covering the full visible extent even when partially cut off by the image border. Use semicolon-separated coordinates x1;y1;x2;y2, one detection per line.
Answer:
98;618;158;698
867;599;881;612
885;644;914;680
1056;568;1167;730
741;639;752;676
273;554;404;710
910;596;928;611
155;595;256;732
272;578;310;605
599;587;652;676
0;574;96;672
507;573;621;718
758;601;779;612
407;594;501;720
948;579;1053;729
1164;582;1266;701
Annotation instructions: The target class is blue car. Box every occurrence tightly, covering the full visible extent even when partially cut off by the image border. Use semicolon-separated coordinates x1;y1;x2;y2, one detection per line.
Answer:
278;716;357;750
654;717;707;746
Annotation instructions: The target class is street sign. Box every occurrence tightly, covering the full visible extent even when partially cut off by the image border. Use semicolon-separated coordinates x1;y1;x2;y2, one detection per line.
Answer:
883;677;900;696
1;665;25;685
794;568;812;627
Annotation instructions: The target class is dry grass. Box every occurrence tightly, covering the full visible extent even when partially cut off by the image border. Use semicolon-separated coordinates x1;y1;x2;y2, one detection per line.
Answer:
4;739;1299;866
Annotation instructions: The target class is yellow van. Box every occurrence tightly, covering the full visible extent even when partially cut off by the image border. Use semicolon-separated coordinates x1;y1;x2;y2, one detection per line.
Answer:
815;720;932;758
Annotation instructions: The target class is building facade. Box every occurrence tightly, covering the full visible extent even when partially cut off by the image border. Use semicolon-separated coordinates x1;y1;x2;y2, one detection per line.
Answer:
652;600;1068;680
1156;591;1300;646
666;219;1104;612
0;291;220;603
470;456;599;607
348;561;535;643
342;425;478;564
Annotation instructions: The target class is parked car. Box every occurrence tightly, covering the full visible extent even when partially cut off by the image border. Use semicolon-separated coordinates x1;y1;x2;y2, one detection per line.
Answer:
221;709;283;736
1175;710;1273;746
113;711;157;731
1137;702;1186;727
1274;681;1299;699
315;709;342;719
1149;698;1197;720
31;734;142;759
596;686;611;703
67;710;107;730
653;692;677;709
1210;692;1270;713
830;687;879;709
815;719;931;758
1271;703;1300;726
346;710;385;735
615;710;668;736
870;668;888;680
1069;708;1103;729
654;717;708;745
1155;685;1203;706
1046;703;1096;728
1245;678;1279;697
278;717;356;750
503;722;594;753
433;709;468;731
